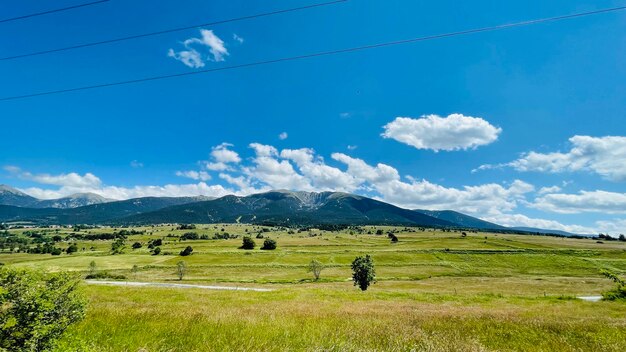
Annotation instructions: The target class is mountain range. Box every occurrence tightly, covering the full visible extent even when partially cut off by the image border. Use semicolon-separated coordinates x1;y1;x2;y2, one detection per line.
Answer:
0;185;586;235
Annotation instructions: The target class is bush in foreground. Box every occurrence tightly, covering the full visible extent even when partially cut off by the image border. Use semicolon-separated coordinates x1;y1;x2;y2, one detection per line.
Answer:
0;267;86;351
602;270;626;300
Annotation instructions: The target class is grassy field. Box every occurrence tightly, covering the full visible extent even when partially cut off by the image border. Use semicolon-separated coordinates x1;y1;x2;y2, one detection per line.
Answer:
2;225;626;351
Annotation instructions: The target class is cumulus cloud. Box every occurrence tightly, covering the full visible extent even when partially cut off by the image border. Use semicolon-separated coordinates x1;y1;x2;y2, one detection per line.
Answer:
168;29;229;67
243;143;312;190
476;136;626;181
382;114;502;152
5;166;101;188
538;185;561;194
532;190;626;214
176;170;211;181
204;143;241;171
483;213;596;234
278;132;288;140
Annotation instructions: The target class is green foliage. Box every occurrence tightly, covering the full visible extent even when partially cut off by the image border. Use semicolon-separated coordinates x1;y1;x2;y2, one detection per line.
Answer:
351;255;376;291
176;261;187;281
601;270;626;300
261;238;277;250
179;246;193;256
131;242;142;249
0;268;86;351
88;260;97;276
308;259;324;280
241;236;256;250
84;272;127;280
152;247;161;255
65;243;78;254
110;238;126;255
180;232;199;240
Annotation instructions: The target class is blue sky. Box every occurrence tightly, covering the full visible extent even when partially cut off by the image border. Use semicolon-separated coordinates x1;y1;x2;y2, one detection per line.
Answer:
1;0;626;234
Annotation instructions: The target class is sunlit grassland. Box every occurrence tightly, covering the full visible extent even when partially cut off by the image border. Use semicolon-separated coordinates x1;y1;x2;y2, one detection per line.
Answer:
2;225;626;351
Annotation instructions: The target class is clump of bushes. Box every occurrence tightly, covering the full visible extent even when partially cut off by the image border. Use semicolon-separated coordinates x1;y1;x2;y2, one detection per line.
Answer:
261;238;277;250
152;247;162;255
180;232;199;240
84;271;127;280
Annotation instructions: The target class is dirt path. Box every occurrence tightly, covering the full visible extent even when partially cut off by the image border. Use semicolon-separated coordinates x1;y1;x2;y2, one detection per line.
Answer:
85;280;273;292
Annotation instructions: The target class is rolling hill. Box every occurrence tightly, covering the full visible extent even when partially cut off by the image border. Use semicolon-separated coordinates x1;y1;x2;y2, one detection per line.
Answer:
413;209;506;230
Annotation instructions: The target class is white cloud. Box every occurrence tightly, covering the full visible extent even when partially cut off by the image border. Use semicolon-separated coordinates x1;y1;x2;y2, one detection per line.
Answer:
594;219;626;234
176;170;211;181
532;190;626;214
382;114;502;152
233;33;244;43
339;112;351;118
280;148;358;192
483;213;596;234
5;166;101;188
538;185;561;194
167;48;204;68
243;143;312;190
278;132;288;140
204;143;241;171
476;136;626;181
130;160;143;168
168;29;228;67
347;145;358;150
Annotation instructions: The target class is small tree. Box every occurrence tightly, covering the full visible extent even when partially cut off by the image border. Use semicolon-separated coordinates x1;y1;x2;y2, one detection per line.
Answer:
0;268;86;351
152;247;161;255
132;242;142;249
351;255;376;291
308;259;324;280
111;238;126;255
131;265;139;279
261;238;277;250
241;236;256;250
179;246;193;256
176;261;187;281
88;260;97;276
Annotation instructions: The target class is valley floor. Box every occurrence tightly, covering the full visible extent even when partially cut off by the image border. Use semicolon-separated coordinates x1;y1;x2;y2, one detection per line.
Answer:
2;225;625;351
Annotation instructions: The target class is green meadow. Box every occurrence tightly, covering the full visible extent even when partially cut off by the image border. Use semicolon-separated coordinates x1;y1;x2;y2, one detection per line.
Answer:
2;225;626;351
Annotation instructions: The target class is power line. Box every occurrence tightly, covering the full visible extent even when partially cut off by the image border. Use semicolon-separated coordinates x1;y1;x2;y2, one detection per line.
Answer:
2;5;625;102
0;0;110;24
0;0;348;61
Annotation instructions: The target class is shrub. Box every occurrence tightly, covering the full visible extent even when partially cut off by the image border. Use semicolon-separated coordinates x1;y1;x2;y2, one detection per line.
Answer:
241;236;256;250
84;272;127;280
111;238;126;255
256;233;264;239
388;233;398;242
308;259;324;280
179;246;193;256
132;242;142;249
50;248;62;256
261;238;277;250
351;255;376;291
0;268;86;351
152;247;161;255
65;243;78;254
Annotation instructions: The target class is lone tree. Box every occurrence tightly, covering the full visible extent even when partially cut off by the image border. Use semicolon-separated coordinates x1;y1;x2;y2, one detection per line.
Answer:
176;261;187;281
66;243;78;254
111;238;126;255
131;265;139;279
241;236;256;250
308;259;324;280
88;260;97;276
179;246;193;256
351;255;376;291
0;268;86;351
261;238;277;250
